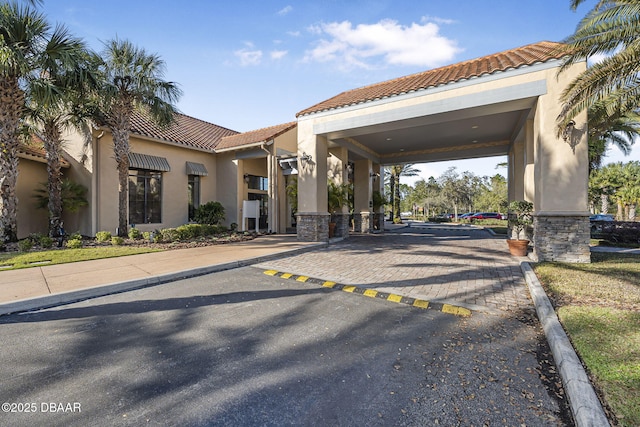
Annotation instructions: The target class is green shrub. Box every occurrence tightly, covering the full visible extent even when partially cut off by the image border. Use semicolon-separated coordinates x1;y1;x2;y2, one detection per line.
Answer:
95;231;112;242
39;236;54;249
193;201;225;225
176;223;202;240
18;239;33;252
128;228;142;240
65;239;82;249
111;236;124;246
68;232;82;241
142;231;151;241
28;233;43;243
159;228;180;243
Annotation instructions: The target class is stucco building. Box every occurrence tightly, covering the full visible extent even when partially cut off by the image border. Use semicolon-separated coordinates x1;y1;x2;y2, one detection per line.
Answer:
16;41;590;262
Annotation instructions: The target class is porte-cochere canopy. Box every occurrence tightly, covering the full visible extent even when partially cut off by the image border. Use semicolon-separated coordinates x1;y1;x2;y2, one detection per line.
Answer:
294;41;591;263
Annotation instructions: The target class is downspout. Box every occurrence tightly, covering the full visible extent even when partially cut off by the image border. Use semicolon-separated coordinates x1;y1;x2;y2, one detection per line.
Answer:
92;131;105;236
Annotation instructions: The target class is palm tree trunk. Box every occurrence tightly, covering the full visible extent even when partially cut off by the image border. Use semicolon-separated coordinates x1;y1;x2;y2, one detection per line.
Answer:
600;194;609;214
617;200;624;221
0;77;24;242
388;171;395;221
42;122;64;238
393;174;401;222
113;127;130;237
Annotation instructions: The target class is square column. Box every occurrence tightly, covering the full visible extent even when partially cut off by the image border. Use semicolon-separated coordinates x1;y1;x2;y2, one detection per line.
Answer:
353;159;373;233
530;64;590;262
296;120;329;242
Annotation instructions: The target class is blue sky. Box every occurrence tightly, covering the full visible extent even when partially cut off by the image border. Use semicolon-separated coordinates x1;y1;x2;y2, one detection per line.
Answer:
43;0;638;182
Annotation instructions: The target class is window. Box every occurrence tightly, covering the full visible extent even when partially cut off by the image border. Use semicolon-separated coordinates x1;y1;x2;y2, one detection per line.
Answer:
129;170;162;224
188;174;201;221
247;175;268;191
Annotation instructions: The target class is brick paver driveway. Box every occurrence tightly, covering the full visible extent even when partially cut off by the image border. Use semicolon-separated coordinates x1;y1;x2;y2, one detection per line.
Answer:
257;224;531;313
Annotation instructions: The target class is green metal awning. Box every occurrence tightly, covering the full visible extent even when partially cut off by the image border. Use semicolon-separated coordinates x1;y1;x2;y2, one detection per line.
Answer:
186;161;208;176
128;152;171;172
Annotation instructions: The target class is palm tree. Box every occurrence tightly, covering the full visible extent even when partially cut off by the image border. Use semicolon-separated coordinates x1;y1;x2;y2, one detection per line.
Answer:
96;39;182;237
587;102;640;172
0;3;78;242
558;0;640;130
26;27;96;238
388;164;419;222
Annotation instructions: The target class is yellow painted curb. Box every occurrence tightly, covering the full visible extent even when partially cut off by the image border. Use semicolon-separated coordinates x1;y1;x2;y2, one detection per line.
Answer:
442;304;472;317
263;270;471;317
412;299;429;309
363;289;378;298
387;294;403;303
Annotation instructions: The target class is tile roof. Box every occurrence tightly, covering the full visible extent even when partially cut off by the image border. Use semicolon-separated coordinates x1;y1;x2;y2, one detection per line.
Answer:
19;135;70;167
129;111;238;151
216;121;297;151
297;41;569;117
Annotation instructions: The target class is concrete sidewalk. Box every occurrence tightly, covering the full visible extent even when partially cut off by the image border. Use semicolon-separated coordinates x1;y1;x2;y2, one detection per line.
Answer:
0;235;323;315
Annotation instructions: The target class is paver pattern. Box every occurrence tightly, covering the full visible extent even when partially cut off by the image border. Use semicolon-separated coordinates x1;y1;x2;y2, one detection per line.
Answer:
257;224;532;313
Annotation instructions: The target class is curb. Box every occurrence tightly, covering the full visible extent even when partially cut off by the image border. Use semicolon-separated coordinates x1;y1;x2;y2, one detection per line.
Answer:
520;261;609;427
0;242;327;316
264;270;472;317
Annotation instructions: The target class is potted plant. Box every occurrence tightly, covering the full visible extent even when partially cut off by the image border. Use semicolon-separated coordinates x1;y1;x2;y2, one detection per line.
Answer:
328;182;349;237
507;200;533;256
372;190;386;230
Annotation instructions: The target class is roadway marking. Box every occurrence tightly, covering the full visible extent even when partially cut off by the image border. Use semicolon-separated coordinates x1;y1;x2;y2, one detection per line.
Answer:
263;270;471;317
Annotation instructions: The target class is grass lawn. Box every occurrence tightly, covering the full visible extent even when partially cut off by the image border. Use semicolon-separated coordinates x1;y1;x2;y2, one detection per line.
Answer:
532;253;640;426
0;246;161;270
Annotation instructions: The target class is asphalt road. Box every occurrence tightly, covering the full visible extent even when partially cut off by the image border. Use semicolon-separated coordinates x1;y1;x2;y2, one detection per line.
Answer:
0;266;571;426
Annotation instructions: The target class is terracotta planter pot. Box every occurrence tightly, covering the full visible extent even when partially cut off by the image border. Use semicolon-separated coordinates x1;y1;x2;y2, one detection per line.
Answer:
507;239;529;256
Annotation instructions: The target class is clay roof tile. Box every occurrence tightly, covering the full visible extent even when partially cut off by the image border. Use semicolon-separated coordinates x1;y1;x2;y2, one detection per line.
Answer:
297;41;568;117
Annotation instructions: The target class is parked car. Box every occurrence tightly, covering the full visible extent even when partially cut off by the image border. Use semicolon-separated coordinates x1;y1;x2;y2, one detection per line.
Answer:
589;214;614;222
589;214;615;233
459;213;474;219
436;213;454;219
470;212;503;220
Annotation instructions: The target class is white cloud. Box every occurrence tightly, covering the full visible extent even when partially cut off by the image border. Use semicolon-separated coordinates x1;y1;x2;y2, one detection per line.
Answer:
271;50;288;60
234;47;263;66
304;19;461;69
287;30;301;37
421;15;456;25
278;5;293;16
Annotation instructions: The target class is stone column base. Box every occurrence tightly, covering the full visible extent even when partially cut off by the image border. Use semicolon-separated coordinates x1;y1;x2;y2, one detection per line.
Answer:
533;214;591;263
354;212;372;233
332;213;350;239
296;212;330;242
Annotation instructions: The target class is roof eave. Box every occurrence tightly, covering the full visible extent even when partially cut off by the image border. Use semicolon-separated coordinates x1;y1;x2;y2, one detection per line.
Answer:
215;139;274;153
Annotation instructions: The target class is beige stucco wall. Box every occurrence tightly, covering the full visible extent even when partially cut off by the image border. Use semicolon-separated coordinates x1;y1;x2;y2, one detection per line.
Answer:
215;151;239;228
62;130;219;236
533;64;589;214
297;120;328;214
16;157;49;239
